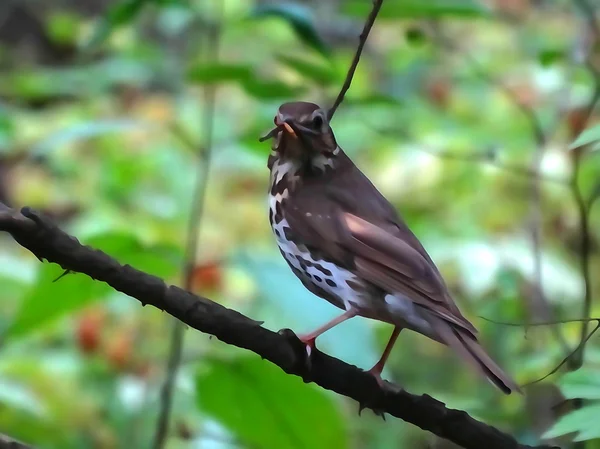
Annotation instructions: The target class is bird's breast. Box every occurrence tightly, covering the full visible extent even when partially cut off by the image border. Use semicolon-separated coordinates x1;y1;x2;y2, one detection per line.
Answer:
268;191;374;313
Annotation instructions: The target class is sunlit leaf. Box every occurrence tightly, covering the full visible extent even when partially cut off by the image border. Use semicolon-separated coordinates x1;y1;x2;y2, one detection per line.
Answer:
570;124;600;150
196;356;348;449
543;403;600;441
251;3;329;56
344;0;491;18
558;369;600;400
0;378;48;418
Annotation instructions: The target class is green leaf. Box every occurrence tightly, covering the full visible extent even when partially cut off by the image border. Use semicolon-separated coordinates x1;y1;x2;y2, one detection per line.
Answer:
85;0;150;49
0;378;48;418
0;110;14;151
344;0;491;18
196;356;348;449
543;403;600;441
343;94;403;106
251;3;329;56
242;78;301;99
405;26;428;45
46;12;80;45
31;119;150;158
538;49;564;67
570;124;600;150
4;232;182;341
187;63;299;98
4;264;112;342
187;63;252;84
277;55;337;84
558;369;600;400
83;232;182;278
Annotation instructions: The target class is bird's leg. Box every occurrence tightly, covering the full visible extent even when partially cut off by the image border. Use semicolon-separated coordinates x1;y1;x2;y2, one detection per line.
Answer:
297;309;358;356
367;326;402;388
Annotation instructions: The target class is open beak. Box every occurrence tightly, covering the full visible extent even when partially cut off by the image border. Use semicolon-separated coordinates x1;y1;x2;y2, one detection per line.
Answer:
258;117;299;143
276;118;298;139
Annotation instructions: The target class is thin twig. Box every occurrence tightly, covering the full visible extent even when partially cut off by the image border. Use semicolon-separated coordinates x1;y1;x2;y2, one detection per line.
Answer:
569;155;598;372
378;125;569;185
480;315;600;385
568;0;600;373
151;12;222;449
424;147;569;186
327;0;384;120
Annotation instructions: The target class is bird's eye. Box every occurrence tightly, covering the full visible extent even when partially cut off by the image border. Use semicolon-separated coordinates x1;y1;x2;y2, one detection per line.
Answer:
310;114;324;129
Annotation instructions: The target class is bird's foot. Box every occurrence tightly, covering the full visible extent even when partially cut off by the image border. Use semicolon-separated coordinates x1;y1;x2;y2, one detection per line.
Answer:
365;364;402;393
356;366;402;419
366;366;388;390
278;328;317;383
297;334;317;358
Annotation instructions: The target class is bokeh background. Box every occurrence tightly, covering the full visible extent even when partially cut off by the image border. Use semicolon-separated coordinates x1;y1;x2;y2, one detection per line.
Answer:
1;0;600;448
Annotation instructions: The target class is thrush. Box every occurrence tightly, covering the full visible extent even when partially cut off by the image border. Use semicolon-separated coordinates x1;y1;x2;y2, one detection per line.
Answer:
261;101;520;394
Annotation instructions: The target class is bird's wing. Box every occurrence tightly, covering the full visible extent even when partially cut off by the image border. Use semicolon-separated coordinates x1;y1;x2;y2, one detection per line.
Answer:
284;187;477;336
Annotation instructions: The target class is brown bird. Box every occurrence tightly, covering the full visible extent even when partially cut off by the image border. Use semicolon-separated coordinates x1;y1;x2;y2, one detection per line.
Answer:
261;101;520;394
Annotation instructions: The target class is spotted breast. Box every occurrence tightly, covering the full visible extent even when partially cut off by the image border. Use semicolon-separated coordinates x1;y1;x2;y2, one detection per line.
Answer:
268;157;376;314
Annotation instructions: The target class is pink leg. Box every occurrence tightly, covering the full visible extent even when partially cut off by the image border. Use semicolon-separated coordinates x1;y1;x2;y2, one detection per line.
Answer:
367;326;402;387
297;309;357;355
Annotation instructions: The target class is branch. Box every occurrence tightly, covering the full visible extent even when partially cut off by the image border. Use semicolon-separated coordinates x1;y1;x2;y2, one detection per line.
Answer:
327;0;384;120
0;204;556;449
424;147;568;186
0;432;34;449
152;10;222;448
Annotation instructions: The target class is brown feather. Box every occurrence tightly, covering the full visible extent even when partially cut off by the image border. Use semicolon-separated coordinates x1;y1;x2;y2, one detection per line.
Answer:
267;103;519;394
430;317;521;394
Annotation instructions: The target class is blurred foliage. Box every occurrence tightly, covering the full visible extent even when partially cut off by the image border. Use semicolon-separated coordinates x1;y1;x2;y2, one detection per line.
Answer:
0;0;600;448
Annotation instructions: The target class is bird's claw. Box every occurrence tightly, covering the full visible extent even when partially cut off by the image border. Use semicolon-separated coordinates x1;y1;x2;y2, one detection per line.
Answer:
358;400;386;420
356;370;403;420
278;328;315;383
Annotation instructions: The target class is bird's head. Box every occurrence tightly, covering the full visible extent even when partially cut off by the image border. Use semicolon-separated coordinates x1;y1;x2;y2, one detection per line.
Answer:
261;101;338;166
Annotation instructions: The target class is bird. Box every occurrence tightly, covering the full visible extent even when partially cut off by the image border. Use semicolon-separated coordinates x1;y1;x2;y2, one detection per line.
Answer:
260;101;520;394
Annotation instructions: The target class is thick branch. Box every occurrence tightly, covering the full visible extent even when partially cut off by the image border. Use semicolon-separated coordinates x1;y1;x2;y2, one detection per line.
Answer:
0;203;555;449
0;432;34;449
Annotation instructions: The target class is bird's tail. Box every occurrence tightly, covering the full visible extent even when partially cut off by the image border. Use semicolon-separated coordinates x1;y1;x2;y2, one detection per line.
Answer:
434;319;521;395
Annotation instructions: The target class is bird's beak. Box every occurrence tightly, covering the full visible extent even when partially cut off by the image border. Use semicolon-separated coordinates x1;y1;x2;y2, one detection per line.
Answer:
275;118;298;139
